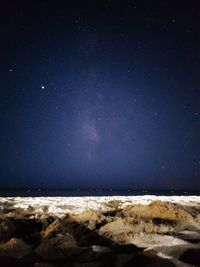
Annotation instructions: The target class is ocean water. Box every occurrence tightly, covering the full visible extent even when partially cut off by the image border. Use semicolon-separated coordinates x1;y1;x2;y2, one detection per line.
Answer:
0;189;200;197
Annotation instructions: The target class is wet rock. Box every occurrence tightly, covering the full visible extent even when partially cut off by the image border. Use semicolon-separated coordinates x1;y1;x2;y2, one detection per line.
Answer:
0;238;31;259
35;234;81;259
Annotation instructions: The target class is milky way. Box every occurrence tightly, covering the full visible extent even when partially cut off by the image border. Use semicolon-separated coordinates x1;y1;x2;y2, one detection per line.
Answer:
0;1;200;189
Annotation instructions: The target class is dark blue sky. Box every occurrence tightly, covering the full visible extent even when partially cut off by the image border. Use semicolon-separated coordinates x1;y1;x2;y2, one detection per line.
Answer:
0;1;199;189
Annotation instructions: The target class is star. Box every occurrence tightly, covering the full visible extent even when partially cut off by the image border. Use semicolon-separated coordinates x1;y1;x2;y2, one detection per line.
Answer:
1;0;199;190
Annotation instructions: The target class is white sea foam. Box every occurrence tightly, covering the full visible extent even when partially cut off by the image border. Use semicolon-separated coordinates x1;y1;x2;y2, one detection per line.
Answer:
0;195;199;216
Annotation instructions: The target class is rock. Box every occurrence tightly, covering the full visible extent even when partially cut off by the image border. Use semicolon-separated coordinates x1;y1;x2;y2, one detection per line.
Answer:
26;205;35;213
77;245;111;262
99;213;179;246
91;245;111;253
130;233;189;248
35;234;81;259
42;216;75;238
0;256;21;266
75;209;103;222
7;218;42;246
0;198;199;267
0;219;15;241
99;217;135;237
105;200;122;210
74;262;104;267
33;263;56;267
112;243;142;254
75;244;141;267
114;253;135;267
40;215;55;229
0;238;31;259
123;201;195;223
175;230;200;243
6;207;28;218
42;219;61;238
179;248;200;265
42;218;108;247
72;209;105;230
140;220;174;234
124;250;176;267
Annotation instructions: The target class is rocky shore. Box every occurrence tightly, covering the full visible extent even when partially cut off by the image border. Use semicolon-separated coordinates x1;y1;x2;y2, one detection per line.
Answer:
0;196;200;267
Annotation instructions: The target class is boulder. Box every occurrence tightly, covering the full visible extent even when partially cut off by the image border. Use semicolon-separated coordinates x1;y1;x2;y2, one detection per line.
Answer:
124;250;176;267
42;219;61;238
0;238;31;259
99;217;135;236
35;234;81;259
72;209;105;230
123;201;195;223
0;219;15;241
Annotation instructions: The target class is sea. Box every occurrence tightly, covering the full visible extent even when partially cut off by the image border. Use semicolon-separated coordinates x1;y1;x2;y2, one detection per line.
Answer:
0;189;200;197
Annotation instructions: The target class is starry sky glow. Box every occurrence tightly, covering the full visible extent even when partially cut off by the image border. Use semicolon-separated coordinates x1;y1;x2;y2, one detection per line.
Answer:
0;1;200;190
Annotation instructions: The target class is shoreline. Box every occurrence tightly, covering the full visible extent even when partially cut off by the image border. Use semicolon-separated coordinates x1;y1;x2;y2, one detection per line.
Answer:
1;195;200;216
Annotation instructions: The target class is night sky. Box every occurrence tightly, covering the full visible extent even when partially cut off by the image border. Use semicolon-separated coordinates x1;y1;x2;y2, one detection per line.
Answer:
0;1;200;190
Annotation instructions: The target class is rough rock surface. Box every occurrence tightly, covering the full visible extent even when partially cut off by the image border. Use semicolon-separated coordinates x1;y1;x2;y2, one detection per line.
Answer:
35;234;80;259
0;218;15;240
0;198;199;266
123;200;197;223
0;237;31;259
